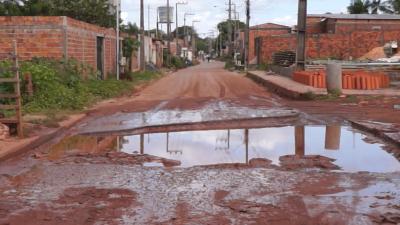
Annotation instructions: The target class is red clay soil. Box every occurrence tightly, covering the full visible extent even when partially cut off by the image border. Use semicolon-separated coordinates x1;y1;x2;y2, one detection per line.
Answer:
88;62;399;126
284;96;400;124
89;62;277;117
4;187;138;225
0;62;400;225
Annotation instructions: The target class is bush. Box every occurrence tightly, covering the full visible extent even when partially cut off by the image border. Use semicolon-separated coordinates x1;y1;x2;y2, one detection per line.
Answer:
171;56;186;69
0;58;138;113
257;63;270;71
129;70;161;82
224;59;235;70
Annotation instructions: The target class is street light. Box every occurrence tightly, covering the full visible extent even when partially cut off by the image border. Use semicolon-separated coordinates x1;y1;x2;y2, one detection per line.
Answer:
184;12;194;47
176;1;187;56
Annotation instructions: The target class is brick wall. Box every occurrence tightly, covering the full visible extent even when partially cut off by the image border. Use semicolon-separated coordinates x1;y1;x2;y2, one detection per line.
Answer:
0;17;65;60
307;17;400;34
259;30;400;63
0;16;121;78
239;23;291;63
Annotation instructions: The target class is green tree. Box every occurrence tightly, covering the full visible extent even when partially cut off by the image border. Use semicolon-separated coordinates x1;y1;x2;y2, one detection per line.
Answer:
347;0;391;14
50;0;116;28
0;0;23;15
121;22;140;36
172;26;197;39
196;38;208;53
348;0;370;13
383;0;400;13
0;0;116;28
368;0;391;13
217;20;245;49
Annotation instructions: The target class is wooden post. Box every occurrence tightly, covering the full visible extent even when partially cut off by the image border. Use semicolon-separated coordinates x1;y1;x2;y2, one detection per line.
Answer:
24;73;33;97
13;41;23;138
295;126;305;156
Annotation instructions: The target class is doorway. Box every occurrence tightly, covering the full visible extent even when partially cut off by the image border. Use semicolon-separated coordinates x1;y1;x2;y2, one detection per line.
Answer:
96;36;104;80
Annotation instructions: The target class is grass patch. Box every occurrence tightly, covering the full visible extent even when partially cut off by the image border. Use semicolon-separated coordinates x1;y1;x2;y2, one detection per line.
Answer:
0;58;162;125
257;63;270;71
224;59;235;70
130;70;161;82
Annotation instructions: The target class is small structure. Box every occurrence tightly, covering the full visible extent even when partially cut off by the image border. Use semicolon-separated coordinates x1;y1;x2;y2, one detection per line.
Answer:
140;36;164;68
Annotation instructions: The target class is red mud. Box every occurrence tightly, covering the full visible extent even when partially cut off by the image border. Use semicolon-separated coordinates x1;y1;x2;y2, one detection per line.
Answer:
87;62;276;118
279;155;341;171
5;187;138;225
0;62;399;225
49;152;181;167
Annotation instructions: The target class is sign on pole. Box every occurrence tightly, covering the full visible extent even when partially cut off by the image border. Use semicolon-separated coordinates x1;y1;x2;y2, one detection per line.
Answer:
158;6;174;23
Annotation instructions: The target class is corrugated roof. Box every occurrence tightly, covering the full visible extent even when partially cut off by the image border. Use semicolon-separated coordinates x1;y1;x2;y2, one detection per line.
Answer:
308;14;400;20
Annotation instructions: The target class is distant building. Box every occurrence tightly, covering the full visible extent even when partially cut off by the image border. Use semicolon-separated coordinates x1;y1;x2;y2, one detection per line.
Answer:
306;14;400;34
248;14;400;64
0;16;138;79
238;23;291;64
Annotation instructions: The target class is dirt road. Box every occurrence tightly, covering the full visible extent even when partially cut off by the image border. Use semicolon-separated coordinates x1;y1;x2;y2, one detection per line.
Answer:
0;61;399;225
90;61;279;117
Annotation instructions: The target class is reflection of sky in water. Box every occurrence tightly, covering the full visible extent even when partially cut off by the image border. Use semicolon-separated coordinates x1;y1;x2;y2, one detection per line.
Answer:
120;126;400;173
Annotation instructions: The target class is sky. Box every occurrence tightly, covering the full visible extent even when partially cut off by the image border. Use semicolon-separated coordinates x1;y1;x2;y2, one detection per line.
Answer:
121;0;351;37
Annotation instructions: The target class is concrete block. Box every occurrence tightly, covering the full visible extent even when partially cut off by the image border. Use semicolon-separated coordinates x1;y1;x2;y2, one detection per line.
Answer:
326;63;342;93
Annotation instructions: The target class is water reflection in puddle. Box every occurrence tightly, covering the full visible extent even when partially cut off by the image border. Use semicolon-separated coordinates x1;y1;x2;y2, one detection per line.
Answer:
48;126;400;173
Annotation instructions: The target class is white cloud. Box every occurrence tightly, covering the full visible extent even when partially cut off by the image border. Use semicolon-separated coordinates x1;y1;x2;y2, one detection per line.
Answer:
121;0;350;36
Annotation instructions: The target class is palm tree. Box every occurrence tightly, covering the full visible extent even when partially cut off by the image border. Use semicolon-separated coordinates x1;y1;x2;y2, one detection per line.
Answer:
348;0;370;14
368;0;391;13
383;0;400;14
348;0;392;14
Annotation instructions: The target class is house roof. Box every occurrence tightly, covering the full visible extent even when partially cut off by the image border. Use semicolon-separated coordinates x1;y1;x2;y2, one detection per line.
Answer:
308;14;400;20
250;23;291;29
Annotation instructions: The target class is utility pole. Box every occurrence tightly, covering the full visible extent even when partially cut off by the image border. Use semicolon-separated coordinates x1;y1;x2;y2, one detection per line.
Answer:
148;5;150;36
167;0;171;65
296;0;307;71
228;0;232;57
156;7;159;38
244;0;250;71
176;1;187;56
183;13;194;48
219;31;222;57
140;0;145;71
232;3;236;54
192;20;200;57
116;0;120;80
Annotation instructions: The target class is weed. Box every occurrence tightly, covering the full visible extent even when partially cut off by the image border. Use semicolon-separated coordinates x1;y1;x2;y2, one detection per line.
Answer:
0;58;160;116
303;91;317;100
328;88;342;97
130;70;161;82
224;59;235;70
257;63;270;71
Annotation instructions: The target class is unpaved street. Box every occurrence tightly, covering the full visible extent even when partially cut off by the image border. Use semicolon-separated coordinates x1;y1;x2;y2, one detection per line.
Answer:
0;62;400;225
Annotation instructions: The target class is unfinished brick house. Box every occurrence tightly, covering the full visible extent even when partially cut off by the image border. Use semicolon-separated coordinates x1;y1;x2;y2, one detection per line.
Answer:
239;23;291;63
255;14;400;64
0;16;126;79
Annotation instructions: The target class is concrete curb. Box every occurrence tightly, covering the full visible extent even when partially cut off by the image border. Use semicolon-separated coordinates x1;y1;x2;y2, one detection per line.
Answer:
248;70;400;98
246;71;326;100
0;114;87;162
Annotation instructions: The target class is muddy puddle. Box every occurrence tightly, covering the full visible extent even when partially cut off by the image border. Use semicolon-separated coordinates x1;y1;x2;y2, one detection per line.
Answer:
46;125;400;173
